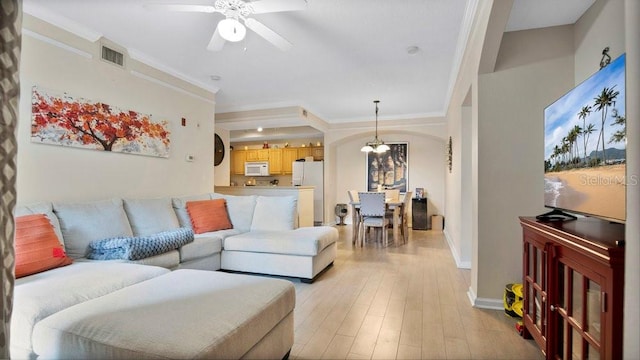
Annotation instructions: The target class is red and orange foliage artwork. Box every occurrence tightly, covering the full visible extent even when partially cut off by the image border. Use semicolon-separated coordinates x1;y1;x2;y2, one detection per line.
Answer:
31;86;170;158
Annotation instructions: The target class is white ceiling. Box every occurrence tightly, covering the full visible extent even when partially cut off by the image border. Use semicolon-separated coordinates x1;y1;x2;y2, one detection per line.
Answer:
23;0;594;139
506;0;595;32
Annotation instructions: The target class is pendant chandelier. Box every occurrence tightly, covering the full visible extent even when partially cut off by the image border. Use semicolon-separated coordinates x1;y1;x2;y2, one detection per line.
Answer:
360;100;390;153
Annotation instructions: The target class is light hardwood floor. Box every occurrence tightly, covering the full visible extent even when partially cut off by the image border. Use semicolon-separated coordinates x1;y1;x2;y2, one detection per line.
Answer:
289;226;544;359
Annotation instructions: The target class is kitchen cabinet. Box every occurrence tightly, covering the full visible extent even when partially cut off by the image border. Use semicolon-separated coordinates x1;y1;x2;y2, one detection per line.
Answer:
297;147;312;159
282;148;298;175
519;217;624;360
269;148;283;174
230;146;323;176
231;150;246;175
312;147;324;161
246;149;269;161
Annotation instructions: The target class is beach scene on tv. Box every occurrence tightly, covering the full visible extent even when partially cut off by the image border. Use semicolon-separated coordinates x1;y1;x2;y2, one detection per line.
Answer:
544;54;626;222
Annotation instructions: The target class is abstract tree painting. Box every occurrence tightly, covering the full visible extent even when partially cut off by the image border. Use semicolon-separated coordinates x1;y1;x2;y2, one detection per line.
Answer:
31;86;170;158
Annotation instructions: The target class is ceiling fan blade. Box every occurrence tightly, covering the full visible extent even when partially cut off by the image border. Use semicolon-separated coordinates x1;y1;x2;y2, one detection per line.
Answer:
244;18;292;51
206;27;226;51
143;4;217;13
249;0;307;14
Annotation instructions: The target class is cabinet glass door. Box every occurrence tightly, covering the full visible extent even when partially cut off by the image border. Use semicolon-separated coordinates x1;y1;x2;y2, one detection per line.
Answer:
523;240;548;350
554;263;602;360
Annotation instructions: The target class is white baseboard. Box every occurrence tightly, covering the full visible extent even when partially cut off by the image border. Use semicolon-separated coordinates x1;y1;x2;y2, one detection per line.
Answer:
443;229;471;269
467;286;504;310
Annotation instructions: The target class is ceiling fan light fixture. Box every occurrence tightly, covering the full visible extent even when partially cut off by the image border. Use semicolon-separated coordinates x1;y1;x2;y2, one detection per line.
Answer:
217;18;246;42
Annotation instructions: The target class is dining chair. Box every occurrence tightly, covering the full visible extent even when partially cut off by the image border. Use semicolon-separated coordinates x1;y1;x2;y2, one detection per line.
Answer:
383;189;400;202
357;192;390;247
400;191;412;243
382;189;398;227
348;190;360;203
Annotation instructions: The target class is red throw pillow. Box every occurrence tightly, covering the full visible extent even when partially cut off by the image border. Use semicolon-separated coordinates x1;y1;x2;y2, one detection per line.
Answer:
186;199;233;234
15;214;73;278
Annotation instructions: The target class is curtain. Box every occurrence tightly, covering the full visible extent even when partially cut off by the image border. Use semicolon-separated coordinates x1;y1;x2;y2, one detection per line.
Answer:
0;0;21;357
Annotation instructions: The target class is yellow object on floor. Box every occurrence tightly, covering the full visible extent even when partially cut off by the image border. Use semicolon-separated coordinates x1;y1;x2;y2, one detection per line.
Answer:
504;283;524;318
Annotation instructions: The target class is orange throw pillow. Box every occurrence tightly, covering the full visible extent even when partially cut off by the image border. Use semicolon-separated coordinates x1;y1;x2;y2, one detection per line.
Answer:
186;199;233;234
15;214;73;278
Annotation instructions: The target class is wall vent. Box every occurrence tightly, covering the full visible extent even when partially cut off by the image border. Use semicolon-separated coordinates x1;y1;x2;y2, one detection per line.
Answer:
101;45;125;67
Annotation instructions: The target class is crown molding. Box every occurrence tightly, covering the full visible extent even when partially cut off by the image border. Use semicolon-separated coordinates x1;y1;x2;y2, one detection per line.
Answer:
23;2;102;42
127;49;220;95
441;0;479;114
23;29;93;59
130;71;216;105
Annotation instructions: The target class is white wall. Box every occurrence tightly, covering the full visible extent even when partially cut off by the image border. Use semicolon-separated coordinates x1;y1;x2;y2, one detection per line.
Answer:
18;15;216;203
624;0;639;357
444;0;493;297
476;54;573;300
574;0;625;82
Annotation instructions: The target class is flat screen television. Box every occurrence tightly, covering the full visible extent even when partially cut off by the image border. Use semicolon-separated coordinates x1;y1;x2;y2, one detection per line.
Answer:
543;53;626;223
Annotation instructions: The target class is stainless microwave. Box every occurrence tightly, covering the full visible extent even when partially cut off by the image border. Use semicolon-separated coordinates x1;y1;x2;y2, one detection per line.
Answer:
245;161;270;176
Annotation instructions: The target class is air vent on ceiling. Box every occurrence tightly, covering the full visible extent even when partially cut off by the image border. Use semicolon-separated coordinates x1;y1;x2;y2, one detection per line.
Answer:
101;45;124;67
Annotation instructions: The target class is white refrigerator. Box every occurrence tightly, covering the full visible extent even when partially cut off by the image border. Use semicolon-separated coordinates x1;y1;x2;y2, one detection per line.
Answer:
292;161;324;225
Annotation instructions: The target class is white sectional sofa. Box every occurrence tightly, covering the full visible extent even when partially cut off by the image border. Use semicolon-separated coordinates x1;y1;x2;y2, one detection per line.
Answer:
13;193;338;359
16;193;338;282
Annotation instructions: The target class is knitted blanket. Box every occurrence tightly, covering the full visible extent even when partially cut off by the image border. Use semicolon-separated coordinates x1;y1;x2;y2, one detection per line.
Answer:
87;228;194;261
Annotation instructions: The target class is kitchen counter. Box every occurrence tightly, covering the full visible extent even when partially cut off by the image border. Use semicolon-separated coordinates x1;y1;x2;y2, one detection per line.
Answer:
214;186;315;227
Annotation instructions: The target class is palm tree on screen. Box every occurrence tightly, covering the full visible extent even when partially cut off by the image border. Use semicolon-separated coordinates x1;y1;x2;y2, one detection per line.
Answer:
566;125;581;164
609;108;626;145
593;86;619;164
577;105;592;164
583;124;596;166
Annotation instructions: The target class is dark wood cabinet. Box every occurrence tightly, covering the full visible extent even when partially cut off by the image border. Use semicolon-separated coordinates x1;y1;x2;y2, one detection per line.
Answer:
412;198;428;230
519;217;625;360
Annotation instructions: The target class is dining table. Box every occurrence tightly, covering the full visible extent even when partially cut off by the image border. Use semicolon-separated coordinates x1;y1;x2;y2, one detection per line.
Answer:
349;195;406;246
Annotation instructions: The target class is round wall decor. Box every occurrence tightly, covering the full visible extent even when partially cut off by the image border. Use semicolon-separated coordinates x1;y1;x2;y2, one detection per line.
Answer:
214;133;225;166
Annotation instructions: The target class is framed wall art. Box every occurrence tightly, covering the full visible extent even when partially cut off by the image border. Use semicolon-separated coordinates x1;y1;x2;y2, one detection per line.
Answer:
31;86;171;158
366;142;408;192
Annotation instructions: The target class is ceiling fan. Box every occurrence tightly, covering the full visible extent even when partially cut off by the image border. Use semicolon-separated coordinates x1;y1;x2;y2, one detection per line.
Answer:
145;0;307;51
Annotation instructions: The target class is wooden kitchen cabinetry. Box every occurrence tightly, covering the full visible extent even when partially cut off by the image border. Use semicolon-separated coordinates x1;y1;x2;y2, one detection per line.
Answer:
230;146;324;176
269;148;283;174
246;149;269;161
282;148;298;175
297;147;312;159
295;146;324;161
231;150;246;175
312;147;324;161
519;217;624;360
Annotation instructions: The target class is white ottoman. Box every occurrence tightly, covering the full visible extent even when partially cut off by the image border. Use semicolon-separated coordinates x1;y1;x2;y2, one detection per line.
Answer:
32;270;295;359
